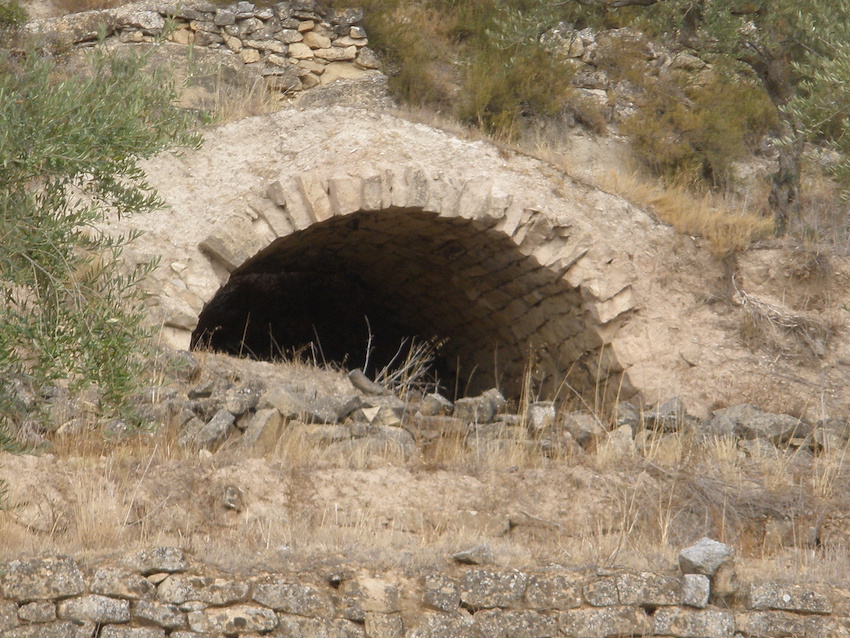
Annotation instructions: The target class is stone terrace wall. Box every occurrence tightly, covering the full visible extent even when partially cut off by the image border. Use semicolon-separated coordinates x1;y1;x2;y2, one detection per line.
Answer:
29;0;380;94
0;547;847;637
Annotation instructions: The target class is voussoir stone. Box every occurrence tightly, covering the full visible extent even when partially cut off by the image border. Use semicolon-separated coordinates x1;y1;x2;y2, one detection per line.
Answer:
0;556;85;602
119;547;187;575
460;570;527;610
156;575;249;606
91;567;155;600
251;579;334;618
57;595;130;624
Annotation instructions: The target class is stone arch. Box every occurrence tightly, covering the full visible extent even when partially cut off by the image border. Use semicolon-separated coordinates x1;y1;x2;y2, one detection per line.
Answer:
182;163;637;399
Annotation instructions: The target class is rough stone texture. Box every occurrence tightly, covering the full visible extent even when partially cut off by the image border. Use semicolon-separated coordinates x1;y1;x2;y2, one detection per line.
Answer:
252;579;334;618
131;599;187;630
558;606;651;638
745;583;832;615
0;556;85;602
119;547;187;575
99;627;166;638
57;594;131;624
678;538;735;576
616;572;679;606
91;568;155;600
1;620;95;638
475;609;559;637
583;577;619;607
459;570;528;610
735;611;831;638
653;607;735;638
423;575;461;613
524;575;583;611
18;600;56;623
188;604;277;634
408;612;483;638
156;575;249;606
682;574;711;609
364;612;404;638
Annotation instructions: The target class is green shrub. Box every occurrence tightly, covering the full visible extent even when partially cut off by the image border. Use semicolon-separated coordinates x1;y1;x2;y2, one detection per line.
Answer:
0;0;26;29
0;45;201;431
622;68;777;187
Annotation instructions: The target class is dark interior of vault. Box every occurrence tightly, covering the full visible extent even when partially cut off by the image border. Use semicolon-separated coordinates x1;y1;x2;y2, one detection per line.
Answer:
190;210;572;399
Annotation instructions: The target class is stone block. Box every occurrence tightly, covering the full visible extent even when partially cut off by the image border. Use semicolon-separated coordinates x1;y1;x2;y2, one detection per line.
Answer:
583;577;619;607
389;166;430;209
361;170;390;211
454;177;493;219
267;177;315;229
423;575;460;613
735;611;830;638
407;612;482;638
99;627;166;638
558;606;651;638
365;612;404;638
18;601;55;623
523;574;583;611
0;556;85;602
679;538;734;578
198;232;249;273
57;595;130;624
252;579;334;618
2;621;95;638
616;572;680;606
239;408;285;453
132;599;187;630
297;170;334;222
314;45;357;60
475;609;558;637
91;568;155;600
586;287;635;324
682;574;710;608
745;583;832;615
156;575;249;606
653;607;734;638
119;548;186;576
328;175;363;216
188;604;277;634
459;570;528;610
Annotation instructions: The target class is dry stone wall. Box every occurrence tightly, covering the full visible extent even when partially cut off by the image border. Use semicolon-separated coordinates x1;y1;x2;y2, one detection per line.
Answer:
0;546;847;637
28;0;380;95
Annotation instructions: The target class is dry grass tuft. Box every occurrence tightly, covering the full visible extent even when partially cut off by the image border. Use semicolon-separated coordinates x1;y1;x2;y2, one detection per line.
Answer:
600;170;774;256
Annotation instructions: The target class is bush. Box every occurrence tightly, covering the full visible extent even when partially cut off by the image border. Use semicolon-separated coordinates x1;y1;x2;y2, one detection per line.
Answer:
0;0;26;29
622;67;777;188
0;45;201;431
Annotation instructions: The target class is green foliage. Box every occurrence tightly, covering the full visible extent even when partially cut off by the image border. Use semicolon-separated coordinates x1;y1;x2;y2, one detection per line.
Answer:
623;69;777;187
0;0;26;29
458;44;574;138
0;45;201;430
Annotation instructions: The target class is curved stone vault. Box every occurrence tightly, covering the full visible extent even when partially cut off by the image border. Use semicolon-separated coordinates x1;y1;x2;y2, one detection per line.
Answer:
126;107;655;402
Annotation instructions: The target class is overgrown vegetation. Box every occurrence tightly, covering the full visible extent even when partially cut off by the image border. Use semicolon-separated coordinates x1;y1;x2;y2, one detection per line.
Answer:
0;43;200;433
